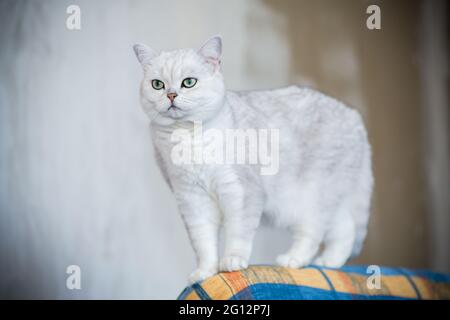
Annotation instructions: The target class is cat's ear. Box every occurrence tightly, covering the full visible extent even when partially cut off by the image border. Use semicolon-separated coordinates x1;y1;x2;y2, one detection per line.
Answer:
133;43;158;66
197;36;222;66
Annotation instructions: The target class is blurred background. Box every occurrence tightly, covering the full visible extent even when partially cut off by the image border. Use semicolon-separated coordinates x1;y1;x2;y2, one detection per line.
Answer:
0;0;448;299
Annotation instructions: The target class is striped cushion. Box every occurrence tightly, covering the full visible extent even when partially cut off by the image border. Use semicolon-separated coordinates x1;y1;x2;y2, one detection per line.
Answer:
178;265;450;300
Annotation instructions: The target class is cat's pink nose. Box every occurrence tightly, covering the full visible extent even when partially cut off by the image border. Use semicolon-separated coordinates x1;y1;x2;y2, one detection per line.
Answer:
167;93;178;102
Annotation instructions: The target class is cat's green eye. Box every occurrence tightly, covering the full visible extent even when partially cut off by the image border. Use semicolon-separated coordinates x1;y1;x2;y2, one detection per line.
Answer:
181;77;197;88
151;79;165;90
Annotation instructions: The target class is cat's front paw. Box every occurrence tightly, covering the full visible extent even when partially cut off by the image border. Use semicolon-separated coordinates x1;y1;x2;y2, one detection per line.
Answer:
219;255;248;272
188;268;217;284
276;253;310;269
313;255;346;268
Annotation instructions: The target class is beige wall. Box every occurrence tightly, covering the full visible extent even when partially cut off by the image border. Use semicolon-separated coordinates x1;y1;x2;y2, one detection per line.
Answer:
261;0;429;268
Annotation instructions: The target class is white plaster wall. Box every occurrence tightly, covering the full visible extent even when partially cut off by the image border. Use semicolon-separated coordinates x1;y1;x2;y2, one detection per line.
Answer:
0;0;292;299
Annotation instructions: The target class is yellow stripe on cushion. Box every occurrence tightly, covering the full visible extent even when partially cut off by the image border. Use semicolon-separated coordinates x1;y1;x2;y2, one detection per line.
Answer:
322;270;363;295
381;275;419;298
184;290;201;300
325;270;391;296
411;276;450;300
200;275;235;300
411;276;436;299
200;265;333;299
221;270;250;296
241;266;296;284
286;267;331;291
324;270;418;298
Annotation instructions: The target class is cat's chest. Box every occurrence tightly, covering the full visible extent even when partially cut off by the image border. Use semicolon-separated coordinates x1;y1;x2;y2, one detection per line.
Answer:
158;144;219;186
172;165;233;199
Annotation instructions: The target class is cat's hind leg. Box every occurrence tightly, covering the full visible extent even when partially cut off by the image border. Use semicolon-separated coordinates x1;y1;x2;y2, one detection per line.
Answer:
220;215;261;272
313;214;355;268
275;183;325;268
276;223;324;268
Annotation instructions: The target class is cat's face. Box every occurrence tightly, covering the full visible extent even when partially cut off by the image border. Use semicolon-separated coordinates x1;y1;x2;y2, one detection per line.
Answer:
133;36;225;126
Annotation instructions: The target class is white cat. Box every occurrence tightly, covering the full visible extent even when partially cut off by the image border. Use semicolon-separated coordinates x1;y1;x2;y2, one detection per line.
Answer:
133;36;373;284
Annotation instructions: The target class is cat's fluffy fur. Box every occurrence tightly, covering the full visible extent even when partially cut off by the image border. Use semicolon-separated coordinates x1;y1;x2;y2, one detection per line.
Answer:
133;36;373;284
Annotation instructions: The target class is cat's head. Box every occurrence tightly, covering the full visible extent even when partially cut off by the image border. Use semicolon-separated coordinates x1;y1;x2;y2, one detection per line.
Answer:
133;36;225;126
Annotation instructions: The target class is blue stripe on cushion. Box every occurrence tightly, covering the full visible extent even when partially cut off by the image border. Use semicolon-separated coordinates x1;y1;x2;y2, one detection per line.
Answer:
230;283;415;300
177;286;193;300
192;283;212;300
231;283;332;300
310;265;338;300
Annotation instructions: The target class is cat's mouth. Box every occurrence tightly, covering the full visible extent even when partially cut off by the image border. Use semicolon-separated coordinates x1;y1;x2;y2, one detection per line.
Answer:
168;104;180;111
166;104;184;118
